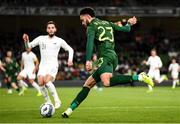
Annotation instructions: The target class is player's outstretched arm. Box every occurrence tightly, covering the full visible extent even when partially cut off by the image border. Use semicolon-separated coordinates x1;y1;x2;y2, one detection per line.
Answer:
110;22;131;32
61;40;74;67
22;33;40;48
111;16;137;32
23;33;30;48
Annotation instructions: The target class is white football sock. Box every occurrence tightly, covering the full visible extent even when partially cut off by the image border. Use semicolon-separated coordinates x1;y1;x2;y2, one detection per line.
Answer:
172;80;176;88
32;82;41;93
19;80;28;88
148;85;153;91
46;81;61;104
158;76;164;83
40;85;51;102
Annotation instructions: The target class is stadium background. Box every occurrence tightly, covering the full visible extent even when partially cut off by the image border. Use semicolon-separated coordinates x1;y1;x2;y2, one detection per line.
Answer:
0;0;180;86
0;1;180;123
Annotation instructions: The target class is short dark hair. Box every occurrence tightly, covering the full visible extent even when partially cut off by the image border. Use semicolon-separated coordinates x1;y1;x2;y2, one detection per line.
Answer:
46;21;56;27
80;7;95;17
151;48;156;52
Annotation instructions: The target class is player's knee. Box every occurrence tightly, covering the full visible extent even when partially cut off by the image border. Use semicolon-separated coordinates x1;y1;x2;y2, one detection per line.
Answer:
17;75;22;81
38;82;44;86
100;73;112;87
100;76;111;87
29;79;34;84
102;81;110;87
83;76;96;89
38;78;44;86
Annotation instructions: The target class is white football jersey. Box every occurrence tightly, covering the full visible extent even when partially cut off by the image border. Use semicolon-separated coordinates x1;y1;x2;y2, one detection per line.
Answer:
22;51;37;70
169;63;179;74
146;55;163;70
28;35;73;67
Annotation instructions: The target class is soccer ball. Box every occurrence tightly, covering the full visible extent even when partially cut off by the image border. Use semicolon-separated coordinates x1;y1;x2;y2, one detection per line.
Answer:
40;102;55;117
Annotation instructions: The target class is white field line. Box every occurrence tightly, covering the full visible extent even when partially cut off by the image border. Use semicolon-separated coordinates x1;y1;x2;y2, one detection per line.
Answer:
0;106;180;112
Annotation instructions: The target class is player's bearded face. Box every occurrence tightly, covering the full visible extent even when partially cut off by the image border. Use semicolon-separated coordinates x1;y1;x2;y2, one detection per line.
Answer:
46;24;57;37
80;15;89;27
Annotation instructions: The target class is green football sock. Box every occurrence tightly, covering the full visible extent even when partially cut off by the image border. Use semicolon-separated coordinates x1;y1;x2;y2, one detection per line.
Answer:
110;75;139;86
7;83;11;89
16;88;20;92
96;81;102;88
70;87;90;111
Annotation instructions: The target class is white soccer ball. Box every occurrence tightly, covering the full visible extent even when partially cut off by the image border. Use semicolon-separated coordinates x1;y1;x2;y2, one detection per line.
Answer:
40;102;55;117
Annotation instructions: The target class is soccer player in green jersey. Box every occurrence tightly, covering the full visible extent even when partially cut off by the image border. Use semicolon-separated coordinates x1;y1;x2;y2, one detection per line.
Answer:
62;7;154;118
3;51;20;93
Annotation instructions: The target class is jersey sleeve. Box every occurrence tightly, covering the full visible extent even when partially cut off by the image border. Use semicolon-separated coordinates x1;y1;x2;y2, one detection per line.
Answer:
110;22;131;32
146;57;151;65
168;64;172;71
86;26;95;61
21;53;24;63
158;57;163;68
28;36;41;48
61;39;74;62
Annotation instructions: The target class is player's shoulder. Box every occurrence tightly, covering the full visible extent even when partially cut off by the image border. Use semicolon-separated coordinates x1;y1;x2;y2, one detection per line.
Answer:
30;51;36;55
22;51;26;56
153;55;160;59
37;35;48;39
54;36;66;43
175;63;179;66
149;56;153;59
90;18;110;26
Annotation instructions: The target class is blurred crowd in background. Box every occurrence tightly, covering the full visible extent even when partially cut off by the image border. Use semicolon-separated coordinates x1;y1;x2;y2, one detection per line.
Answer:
0;24;179;80
0;0;179;81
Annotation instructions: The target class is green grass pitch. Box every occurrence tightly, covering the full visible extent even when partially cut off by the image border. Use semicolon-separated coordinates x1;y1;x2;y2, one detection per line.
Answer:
0;87;180;123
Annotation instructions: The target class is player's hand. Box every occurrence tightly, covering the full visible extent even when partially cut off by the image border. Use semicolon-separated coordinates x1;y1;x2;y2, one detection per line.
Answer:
128;16;137;26
23;33;29;42
142;60;147;65
8;77;11;82
67;60;73;67
86;61;92;71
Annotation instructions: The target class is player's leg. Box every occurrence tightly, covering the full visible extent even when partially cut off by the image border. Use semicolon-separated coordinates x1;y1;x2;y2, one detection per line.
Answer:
172;74;179;89
28;72;42;96
96;81;103;91
17;73;28;95
9;77;20;93
4;78;12;94
172;78;176;89
17;71;28;88
94;57;154;87
62;75;96;118
146;71;154;92
11;82;20;92
29;79;42;96
155;70;168;83
38;75;51;103
44;74;61;109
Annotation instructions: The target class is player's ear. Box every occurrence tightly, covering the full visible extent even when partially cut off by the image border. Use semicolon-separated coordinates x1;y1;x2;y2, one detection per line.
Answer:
54;27;57;32
46;27;48;33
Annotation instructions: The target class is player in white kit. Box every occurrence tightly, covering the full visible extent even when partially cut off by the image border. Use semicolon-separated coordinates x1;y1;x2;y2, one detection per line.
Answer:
143;49;167;92
17;48;42;96
169;58;179;89
22;21;74;109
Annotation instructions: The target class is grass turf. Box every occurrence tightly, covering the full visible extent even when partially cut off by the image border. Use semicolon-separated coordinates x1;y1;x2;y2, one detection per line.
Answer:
0;87;180;123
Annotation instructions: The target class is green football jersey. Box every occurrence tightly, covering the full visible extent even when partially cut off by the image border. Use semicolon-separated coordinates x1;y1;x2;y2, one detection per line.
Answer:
4;58;20;77
86;18;131;61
